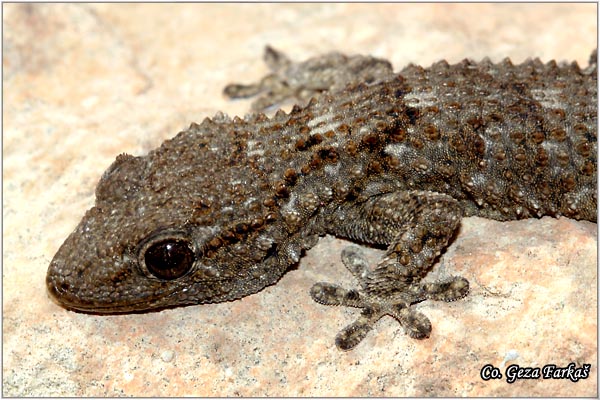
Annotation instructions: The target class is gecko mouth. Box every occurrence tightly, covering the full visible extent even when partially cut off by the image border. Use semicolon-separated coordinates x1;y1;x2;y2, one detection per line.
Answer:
45;260;186;314
46;276;187;314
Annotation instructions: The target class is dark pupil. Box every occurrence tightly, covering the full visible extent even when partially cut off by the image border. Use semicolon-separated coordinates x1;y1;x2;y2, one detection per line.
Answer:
145;239;195;280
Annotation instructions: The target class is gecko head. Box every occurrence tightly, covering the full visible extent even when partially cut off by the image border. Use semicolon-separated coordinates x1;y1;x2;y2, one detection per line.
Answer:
47;126;286;313
46;210;268;313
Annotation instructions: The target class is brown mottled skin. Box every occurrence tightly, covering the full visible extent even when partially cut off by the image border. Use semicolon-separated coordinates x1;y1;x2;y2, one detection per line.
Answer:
47;47;597;350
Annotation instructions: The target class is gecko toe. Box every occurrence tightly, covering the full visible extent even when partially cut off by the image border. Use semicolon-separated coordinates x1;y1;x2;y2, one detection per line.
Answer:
340;246;370;279
335;317;375;350
392;306;432;339
421;276;469;302
310;282;363;307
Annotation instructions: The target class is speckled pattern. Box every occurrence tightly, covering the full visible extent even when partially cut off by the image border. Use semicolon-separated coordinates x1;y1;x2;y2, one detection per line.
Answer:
46;46;596;351
4;3;597;397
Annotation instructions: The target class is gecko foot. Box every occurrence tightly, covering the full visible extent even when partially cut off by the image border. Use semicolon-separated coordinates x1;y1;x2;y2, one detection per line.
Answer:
310;246;468;350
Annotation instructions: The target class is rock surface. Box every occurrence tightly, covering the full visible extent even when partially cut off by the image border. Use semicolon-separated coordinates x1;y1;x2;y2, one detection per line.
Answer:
3;3;597;396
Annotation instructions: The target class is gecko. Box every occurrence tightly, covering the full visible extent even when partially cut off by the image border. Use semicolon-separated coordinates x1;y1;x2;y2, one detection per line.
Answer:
46;46;597;350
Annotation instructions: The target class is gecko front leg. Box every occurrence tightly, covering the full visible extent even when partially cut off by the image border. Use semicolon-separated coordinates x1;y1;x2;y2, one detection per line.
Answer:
311;190;469;350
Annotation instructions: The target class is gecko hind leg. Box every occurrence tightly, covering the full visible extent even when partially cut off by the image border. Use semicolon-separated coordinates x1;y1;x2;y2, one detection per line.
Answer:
223;45;394;112
223;46;293;111
311;191;469;350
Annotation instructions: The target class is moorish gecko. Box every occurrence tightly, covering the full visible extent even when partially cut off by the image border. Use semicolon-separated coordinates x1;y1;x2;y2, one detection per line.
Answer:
47;47;597;350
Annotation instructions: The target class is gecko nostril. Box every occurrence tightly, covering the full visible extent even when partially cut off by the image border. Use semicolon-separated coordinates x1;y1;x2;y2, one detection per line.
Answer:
46;272;70;302
59;282;70;294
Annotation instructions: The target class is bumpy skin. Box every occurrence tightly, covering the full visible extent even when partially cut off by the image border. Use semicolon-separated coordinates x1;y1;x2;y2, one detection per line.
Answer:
47;47;597;350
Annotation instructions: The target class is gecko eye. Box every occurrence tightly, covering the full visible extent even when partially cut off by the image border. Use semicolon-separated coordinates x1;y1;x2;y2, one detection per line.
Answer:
144;238;195;280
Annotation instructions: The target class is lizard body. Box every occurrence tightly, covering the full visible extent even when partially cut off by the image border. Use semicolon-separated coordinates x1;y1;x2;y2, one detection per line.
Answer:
47;47;597;350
